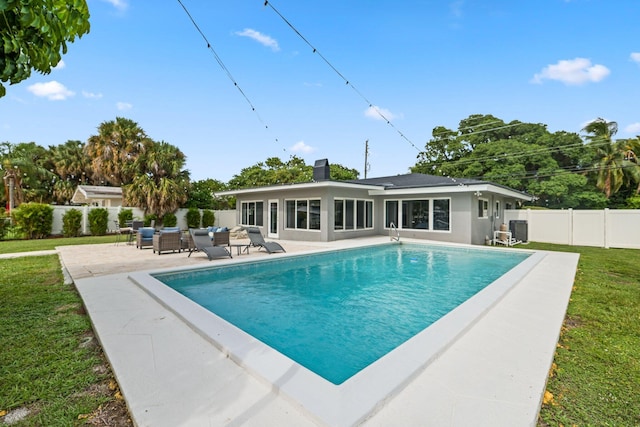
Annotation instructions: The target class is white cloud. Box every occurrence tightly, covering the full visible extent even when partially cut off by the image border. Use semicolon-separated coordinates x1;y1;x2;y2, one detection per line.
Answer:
82;90;103;99
116;102;132;111
364;105;399;121
235;28;280;52
290;141;316;154
27;81;75;100
101;0;128;11
450;0;464;18
531;58;610;85
52;60;65;70
630;52;640;64
624;122;640;134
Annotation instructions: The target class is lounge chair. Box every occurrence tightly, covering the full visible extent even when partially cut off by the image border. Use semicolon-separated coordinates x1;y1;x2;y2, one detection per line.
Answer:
246;227;286;254
188;229;232;260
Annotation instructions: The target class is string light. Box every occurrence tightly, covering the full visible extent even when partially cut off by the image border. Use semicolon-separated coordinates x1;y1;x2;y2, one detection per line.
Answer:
176;0;283;151
264;1;422;152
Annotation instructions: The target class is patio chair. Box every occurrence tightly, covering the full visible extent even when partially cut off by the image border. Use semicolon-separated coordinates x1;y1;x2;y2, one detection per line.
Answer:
246;227;286;254
136;227;155;249
153;228;182;255
188;229;232;260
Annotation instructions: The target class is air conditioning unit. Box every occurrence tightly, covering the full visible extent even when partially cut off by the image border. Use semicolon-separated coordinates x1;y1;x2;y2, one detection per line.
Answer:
509;220;528;243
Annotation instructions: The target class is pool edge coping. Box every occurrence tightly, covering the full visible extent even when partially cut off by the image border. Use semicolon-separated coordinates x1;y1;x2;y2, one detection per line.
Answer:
129;242;547;427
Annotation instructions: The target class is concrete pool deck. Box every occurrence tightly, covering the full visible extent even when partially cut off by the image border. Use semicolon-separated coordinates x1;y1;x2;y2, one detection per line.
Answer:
55;237;579;426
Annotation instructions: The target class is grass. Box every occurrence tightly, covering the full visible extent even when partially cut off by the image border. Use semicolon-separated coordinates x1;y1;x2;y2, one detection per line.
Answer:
525;243;640;426
0;253;127;425
0;238;638;425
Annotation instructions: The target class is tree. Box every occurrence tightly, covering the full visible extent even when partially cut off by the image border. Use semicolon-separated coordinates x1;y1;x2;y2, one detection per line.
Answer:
85;117;152;186
0;0;91;97
1;141;56;206
123;141;190;220
50;140;91;203
582;118;626;198
186;178;232;210
228;156;358;189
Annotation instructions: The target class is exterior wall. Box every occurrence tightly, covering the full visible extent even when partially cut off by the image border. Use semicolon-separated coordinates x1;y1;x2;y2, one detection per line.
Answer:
234;187;528;246
504;208;640;249
381;192;472;244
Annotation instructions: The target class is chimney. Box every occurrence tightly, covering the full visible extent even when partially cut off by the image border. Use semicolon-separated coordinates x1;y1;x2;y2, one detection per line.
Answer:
313;158;330;181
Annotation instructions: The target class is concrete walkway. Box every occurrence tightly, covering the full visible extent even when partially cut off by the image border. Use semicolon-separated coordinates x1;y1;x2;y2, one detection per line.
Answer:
49;238;578;426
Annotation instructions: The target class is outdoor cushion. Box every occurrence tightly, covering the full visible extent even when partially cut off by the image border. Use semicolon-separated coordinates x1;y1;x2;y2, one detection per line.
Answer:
161;227;180;233
140;227;155;238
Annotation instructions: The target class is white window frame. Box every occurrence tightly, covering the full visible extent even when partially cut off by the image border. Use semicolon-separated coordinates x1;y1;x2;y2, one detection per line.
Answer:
334;198;374;231
240;200;263;226
384;198;451;233
285;199;321;231
478;198;489;219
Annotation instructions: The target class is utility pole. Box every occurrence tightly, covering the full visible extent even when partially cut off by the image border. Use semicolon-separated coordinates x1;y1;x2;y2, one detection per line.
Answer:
364;139;370;179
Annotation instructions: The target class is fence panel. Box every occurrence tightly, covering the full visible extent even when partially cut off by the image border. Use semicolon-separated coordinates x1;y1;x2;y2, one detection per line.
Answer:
504;209;640;249
572;210;605;247
607;210;640;249
49;206;237;235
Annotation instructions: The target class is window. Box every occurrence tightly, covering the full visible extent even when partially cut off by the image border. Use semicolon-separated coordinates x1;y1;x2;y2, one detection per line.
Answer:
433;199;450;231
402;200;429;229
385;200;398;228
286;199;321;230
241;201;263;226
495;201;501;219
334;199;374;230
334;200;344;230
478;199;489;218
385;198;450;232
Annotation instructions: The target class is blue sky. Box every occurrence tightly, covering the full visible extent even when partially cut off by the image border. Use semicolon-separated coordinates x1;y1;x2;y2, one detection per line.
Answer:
1;0;639;182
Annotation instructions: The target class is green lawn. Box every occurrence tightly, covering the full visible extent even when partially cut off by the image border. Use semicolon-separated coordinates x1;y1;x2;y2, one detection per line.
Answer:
0;250;128;425
525;243;640;426
0;238;638;425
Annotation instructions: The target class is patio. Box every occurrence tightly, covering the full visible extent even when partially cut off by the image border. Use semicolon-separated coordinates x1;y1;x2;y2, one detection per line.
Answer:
58;237;579;426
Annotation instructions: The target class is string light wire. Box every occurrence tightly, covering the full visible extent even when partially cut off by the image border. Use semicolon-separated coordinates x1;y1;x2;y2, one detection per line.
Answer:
176;0;284;149
264;0;422;152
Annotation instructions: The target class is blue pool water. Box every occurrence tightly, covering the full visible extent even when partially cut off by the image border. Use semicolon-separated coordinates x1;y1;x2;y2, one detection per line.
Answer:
153;243;529;384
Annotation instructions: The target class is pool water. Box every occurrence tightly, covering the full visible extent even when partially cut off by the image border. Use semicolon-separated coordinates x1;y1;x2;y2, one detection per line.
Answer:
153;243;530;384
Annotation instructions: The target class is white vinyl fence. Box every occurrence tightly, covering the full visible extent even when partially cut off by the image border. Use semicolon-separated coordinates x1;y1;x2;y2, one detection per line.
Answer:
50;206;237;236
504;209;640;249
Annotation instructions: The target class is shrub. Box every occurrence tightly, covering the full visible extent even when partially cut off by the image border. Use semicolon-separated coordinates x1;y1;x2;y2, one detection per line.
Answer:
11;203;54;239
62;209;83;237
144;214;157;227
202;209;215;227
185;207;201;229
162;212;177;227
626;195;640;209
118;208;133;227
87;208;109;236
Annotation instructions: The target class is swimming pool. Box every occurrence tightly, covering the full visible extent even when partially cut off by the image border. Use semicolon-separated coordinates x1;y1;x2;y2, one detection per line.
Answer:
131;242;543;426
152;244;530;385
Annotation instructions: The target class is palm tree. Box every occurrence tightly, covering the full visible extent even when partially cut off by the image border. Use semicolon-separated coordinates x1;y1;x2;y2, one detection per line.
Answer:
582;118;626;198
85;117;152;186
123;141;189;220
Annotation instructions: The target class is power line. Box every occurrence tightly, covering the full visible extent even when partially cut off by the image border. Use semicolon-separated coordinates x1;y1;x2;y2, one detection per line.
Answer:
425;140;610;171
263;1;422;152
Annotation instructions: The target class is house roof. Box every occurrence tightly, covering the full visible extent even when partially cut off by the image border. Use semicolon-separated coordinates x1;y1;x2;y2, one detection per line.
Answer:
215;173;532;201
346;173;484;189
71;185;123;204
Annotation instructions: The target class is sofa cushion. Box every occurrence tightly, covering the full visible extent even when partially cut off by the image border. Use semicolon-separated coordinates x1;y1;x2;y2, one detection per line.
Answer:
140;227;155;238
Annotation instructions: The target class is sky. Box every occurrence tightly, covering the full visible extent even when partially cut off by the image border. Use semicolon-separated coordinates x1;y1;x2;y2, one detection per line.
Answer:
1;0;639;182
